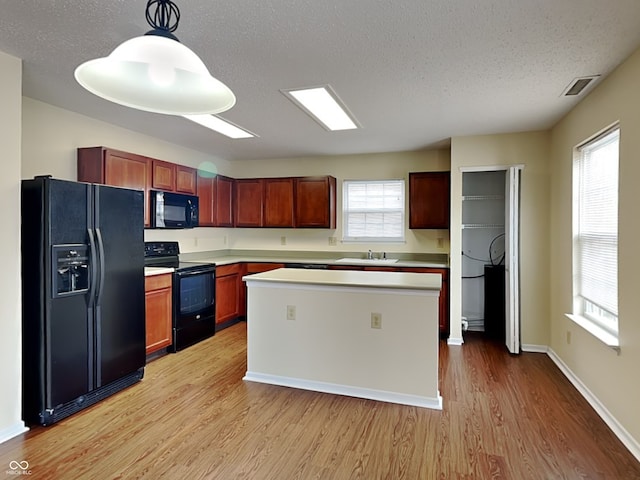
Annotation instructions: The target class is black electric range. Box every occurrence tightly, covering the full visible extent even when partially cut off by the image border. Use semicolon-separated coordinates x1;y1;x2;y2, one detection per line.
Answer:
144;242;216;352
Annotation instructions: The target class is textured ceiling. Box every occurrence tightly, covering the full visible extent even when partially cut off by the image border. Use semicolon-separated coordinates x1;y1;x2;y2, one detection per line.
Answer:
2;0;640;161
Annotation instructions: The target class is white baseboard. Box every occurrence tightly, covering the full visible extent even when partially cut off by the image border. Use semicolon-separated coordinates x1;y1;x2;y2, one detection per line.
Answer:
546;348;640;462
447;336;464;346
521;344;548;353
243;372;443;410
0;421;28;445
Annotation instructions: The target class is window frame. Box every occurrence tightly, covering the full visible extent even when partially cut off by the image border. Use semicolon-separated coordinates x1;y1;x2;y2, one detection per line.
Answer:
567;125;620;349
342;179;406;243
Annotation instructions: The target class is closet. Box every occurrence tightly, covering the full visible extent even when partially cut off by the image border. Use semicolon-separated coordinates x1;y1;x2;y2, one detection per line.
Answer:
461;171;506;336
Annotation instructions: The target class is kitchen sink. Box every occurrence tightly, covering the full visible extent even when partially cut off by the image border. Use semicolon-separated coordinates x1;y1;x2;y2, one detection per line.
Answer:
335;257;399;264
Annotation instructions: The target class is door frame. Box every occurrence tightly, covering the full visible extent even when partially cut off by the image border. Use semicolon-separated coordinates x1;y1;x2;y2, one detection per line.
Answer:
459;164;524;353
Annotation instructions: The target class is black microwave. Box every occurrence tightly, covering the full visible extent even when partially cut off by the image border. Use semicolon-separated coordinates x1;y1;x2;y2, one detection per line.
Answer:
150;190;199;228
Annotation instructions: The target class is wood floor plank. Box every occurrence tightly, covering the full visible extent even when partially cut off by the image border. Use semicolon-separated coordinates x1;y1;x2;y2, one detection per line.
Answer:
1;324;639;479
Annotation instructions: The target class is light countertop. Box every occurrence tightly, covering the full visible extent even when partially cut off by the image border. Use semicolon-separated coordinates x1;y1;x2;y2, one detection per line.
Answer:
144;266;175;277
243;267;442;291
186;254;448;269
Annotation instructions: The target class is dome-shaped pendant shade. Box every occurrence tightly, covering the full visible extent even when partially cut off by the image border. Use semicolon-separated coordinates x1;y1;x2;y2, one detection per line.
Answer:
74;35;236;115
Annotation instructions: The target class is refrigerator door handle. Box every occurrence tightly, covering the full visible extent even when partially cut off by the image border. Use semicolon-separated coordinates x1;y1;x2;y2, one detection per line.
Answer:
95;227;106;306
87;228;98;307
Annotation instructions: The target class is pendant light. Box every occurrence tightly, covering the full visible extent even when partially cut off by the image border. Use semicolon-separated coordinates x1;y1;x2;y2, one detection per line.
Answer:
74;0;235;115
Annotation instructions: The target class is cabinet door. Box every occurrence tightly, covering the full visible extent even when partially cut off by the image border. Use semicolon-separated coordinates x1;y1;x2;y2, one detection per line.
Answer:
409;172;450;229
197;174;216;226
78;147;152;227
235;179;264;227
144;274;173;354
176;165;197;194
264;178;294;227
215;175;234;227
152;160;176;191
295;176;336;228
215;264;241;325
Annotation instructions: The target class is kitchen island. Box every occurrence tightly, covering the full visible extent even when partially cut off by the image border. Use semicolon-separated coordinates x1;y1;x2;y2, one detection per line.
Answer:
243;268;443;409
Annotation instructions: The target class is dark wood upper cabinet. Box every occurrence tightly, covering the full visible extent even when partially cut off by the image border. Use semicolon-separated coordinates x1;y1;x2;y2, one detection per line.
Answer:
264;178;295;227
215;175;235;227
175;165;197;194
235;178;264;227
295;176;336;228
196;173;216;227
409;172;450;229
151;160;176;192
197;173;235;227
77;147;152;227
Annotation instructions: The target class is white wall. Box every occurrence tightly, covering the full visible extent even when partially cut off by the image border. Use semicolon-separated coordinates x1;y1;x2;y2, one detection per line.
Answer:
0;51;27;442
449;132;551;345
549;46;640;451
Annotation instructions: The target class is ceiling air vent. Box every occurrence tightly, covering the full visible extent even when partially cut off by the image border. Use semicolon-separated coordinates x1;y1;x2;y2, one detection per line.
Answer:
562;75;600;97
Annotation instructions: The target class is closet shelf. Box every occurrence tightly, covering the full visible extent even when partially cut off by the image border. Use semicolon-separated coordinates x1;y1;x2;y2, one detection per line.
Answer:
462;195;505;201
462;223;505;229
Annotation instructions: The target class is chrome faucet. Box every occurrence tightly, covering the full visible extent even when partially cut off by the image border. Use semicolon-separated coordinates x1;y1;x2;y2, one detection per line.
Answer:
367;249;374;259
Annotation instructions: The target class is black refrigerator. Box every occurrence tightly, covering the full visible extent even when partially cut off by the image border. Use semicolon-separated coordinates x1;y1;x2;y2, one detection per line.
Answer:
21;176;146;426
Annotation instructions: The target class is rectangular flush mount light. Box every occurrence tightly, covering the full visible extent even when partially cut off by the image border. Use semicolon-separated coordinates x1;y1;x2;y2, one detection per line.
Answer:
282;85;359;131
183;114;256;139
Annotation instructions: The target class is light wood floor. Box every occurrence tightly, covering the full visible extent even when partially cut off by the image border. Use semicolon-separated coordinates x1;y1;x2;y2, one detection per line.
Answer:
2;322;639;479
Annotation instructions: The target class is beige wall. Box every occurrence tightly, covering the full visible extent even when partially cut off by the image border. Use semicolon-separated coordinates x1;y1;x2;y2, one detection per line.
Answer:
226;150;451;254
21;98;451;255
549;47;640;445
0;51;26;441
449;132;551;345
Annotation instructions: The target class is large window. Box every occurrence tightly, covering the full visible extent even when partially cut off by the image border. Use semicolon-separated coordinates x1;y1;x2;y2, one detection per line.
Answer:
342;180;405;242
571;127;619;344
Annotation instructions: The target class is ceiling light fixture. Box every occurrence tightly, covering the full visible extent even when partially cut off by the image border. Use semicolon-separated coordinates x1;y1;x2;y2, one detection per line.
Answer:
183;114;256;139
282;85;359;131
74;0;235;115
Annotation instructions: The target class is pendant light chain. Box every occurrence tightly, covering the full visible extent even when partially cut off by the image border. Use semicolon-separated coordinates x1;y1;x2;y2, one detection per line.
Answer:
145;0;181;34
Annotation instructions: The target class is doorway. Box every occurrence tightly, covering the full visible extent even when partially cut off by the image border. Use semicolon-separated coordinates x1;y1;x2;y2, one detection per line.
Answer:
461;166;522;353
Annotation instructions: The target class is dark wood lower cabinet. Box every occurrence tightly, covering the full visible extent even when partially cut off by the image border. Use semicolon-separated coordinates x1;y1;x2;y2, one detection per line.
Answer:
214;262;449;335
215;264;242;326
144;274;173;355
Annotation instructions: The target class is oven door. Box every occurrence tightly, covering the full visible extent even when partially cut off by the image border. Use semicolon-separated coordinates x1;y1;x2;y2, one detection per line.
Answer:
174;267;215;329
167;265;216;352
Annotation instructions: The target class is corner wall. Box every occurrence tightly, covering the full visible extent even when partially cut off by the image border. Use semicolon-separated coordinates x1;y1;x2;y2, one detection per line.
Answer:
0;51;27;442
449;132;551;345
549;46;640;452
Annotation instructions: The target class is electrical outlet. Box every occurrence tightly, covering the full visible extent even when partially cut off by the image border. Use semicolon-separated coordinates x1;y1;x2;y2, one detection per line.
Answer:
371;312;382;329
437;237;444;248
286;305;296;321
328;236;337;246
566;331;571;344
281;236;287;245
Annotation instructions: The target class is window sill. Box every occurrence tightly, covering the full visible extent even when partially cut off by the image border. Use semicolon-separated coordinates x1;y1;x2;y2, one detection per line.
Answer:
565;313;620;353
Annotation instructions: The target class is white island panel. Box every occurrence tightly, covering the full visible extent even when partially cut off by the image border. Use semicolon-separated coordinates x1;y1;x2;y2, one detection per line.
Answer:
243;268;442;409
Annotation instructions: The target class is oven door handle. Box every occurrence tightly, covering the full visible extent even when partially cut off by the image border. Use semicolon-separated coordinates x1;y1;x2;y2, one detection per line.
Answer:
176;267;216;278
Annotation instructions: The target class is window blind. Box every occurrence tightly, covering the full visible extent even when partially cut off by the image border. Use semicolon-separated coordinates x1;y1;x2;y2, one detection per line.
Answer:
343;180;404;241
576;128;619;326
